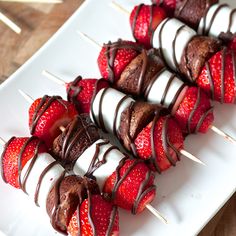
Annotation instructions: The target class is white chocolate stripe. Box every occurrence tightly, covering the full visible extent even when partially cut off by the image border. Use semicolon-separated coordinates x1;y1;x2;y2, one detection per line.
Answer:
146;70;184;108
73;139;124;190
152;18;196;71
198;4;236;37
90;88;134;134
21;153;65;211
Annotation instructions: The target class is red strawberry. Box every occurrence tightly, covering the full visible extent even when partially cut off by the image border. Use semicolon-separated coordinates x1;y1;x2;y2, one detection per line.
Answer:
152;0;176;16
103;159;156;214
134;116;183;172
197;48;236;104
228;35;236;51
174;87;214;134
97;40;141;82
1;137;47;188
66;77;109;113
130;4;167;48
68;195;119;236
29;95;77;148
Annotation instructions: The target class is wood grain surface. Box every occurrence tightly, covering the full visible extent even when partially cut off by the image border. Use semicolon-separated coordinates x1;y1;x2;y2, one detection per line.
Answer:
0;1;235;236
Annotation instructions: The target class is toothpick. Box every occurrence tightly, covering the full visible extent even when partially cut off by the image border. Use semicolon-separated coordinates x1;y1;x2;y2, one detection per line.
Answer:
146;204;168;224
110;1;130;15
0;137;6;146
179;149;206;166
210;125;236;145
18;89;34;103
77;31;102;50
42;70;65;86
0;12;21;34
0;0;63;3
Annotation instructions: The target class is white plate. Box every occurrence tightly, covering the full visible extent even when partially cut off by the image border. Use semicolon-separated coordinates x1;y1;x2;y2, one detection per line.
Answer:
0;0;236;235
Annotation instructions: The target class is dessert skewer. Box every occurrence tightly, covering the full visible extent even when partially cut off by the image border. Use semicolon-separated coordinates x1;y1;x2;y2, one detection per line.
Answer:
0;136;118;235
40;73;205;169
73;33;236;145
0;12;21;34
111;3;236;105
18;90;168;223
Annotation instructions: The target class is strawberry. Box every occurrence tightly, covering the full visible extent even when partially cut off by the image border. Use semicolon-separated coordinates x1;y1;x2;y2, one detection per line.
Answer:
103;159;156;214
28;95;77;148
174;87;214;134
197;48;236;104
97;40;141;82
130;4;167;48
1;137;47;189
228;35;236;51
152;0;176;16
134;116;183;172
66;77;109;113
67;195;119;236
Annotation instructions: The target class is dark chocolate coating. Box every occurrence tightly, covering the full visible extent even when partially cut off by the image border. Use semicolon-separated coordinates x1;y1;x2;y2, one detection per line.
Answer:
179;36;222;81
117;49;165;96
175;0;218;29
52;114;100;170
46;175;99;234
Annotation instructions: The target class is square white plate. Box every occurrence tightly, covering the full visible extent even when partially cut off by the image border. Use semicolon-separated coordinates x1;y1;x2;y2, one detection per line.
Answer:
0;0;236;235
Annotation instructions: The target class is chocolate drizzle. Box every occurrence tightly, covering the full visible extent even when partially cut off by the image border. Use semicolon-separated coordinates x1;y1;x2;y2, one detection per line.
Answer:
67;76;109;113
202;4;228;35
103;40;142;83
131;4;157;46
110;158;156;214
30;95;67;134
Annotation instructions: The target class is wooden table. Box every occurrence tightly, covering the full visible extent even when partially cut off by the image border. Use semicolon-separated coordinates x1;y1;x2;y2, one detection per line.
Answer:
0;1;235;235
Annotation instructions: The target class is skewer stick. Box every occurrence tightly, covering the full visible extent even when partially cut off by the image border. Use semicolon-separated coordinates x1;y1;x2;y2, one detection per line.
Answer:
210;125;236;145
0;0;63;3
110;1;130;15
42;70;65;86
77;31;102;50
146;204;168;224
0;137;6;146
180;149;205;166
18;89;34;103
0;12;21;34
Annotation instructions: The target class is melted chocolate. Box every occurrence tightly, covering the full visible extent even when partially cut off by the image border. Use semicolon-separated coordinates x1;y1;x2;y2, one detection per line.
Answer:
30;95;67;135
103;40;142;83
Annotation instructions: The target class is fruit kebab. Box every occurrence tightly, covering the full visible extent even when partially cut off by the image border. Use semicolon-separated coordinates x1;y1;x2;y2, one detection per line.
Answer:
41;73;205;171
72;32;236;144
0;136;119;235
113;2;236;105
18;90;168;223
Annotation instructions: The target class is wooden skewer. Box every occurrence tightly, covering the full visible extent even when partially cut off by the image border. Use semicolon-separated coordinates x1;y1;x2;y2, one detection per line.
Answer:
0;12;21;34
0;137;6;146
42;70;65;86
110;1;130;15
77;31;102;50
18;89;34;103
179;150;205;166
146;204;168;224
0;0;63;3
210;125;236;145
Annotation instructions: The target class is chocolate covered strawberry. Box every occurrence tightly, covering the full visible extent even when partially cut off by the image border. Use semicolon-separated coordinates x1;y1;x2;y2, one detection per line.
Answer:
29;95;77;148
66;77;109;113
52;114;158;213
130;4;167;48
68;195;119;236
97;40;141;82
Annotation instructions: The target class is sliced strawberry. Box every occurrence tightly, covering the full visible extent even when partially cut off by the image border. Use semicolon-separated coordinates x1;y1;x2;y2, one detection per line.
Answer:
103;159;156;214
197;48;236;104
174;87;214;134
134;116;183;172
66;77;109;113
28;95;77;148
130;4;167;48
97;40;141;82
68;195;119;236
152;0;176;16
1;137;47;188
